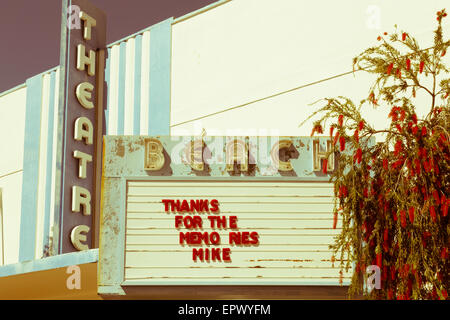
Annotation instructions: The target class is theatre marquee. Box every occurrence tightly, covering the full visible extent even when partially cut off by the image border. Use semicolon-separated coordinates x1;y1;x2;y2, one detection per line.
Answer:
98;136;353;298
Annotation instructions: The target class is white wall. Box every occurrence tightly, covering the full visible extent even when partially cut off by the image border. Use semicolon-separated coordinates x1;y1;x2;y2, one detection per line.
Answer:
0;87;26;265
171;0;450;138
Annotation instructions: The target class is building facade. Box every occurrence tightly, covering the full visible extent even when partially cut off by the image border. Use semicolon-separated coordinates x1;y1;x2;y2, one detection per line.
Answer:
0;0;448;299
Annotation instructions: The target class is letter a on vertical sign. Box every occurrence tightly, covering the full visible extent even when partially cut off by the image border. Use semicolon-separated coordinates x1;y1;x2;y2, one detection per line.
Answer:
54;0;106;254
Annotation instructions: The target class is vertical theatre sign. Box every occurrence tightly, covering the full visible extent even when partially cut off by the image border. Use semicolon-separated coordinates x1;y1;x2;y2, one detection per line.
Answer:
56;0;106;253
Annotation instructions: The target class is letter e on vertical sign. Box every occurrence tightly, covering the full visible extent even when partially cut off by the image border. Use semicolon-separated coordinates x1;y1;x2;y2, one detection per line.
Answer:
55;0;106;254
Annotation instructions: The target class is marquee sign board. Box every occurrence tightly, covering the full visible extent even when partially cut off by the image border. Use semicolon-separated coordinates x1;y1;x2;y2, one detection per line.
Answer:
54;0;106;254
98;135;361;297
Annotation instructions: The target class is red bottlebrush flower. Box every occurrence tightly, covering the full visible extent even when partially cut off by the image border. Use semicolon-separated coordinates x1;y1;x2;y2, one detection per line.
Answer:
329;126;334;138
383;229;389;242
399;109;406;121
315;124;323;134
333;211;338;229
395;124;402;133
340;185;348;198
322;159;328;174
424;159;431;173
430;206;436;222
406;58;411;70
442;200;448;217
402;32;407;41
354;129;359;143
441;247;448;259
412;126;419;135
394;140;403;156
407;121;413;132
442;290;448;300
311;123;323;136
391;266;396;281
442;50;446;57
358;120;364;131
408;207;415;224
421;126;427;136
432;190;440;203
419;147;427;159
419;61;425;73
376;252;382;267
404;264;410;274
355;148;362;164
338;114;344;127
333;131;340;146
400;210;407;228
383;158;388;170
386;63;394;75
411;113;418;124
414;158;421;174
339;136;346;152
439;133;447;144
377;36;382;41
388;106;398;121
388;289;394;300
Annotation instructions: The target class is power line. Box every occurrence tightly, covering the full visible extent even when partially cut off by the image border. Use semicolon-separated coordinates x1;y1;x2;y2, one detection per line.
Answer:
170;69;360;127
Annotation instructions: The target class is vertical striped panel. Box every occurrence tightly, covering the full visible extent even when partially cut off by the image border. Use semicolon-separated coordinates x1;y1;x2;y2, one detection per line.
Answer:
124;38;135;135
42;70;57;256
133;35;143;135
117;42;127;135
140;31;151;135
19;74;43;262
108;45;120;135
148;18;172;135
104;48;111;131
49;68;60;254
104;18;172;136
35;73;51;259
17;68;60;261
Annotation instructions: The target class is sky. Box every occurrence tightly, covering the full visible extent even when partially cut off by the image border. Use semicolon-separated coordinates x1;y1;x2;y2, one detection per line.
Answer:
0;0;216;93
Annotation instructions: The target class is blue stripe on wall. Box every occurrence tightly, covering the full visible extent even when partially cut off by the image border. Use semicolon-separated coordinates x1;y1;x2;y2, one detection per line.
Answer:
105;48;111;134
148;18;173;135
117;42;127;135
42;71;56;253
19;74;43;262
133;35;143;135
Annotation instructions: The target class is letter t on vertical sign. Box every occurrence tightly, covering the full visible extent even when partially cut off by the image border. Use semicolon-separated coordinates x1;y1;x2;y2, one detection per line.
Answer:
53;0;106;254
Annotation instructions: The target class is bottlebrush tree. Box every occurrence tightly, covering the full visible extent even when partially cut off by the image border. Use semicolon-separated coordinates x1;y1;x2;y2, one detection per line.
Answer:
305;10;449;299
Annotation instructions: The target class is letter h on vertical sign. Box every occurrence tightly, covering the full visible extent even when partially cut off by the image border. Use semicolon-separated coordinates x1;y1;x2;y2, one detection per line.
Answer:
312;140;334;172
